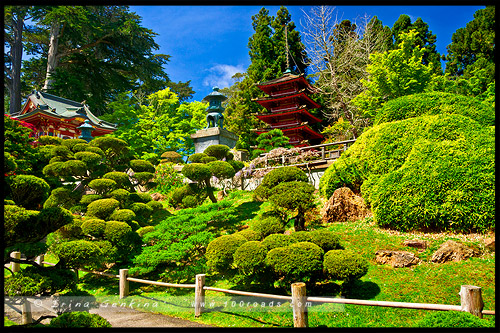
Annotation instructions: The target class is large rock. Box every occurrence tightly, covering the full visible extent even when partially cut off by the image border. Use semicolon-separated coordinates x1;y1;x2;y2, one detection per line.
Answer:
403;239;428;251
430;240;480;263
320;187;371;223
375;250;420;268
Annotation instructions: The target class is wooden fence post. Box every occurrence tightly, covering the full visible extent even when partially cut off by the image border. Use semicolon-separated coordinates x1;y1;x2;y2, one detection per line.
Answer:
119;269;129;299
460;285;484;318
291;282;308;328
21;298;33;324
11;251;21;273
194;274;206;317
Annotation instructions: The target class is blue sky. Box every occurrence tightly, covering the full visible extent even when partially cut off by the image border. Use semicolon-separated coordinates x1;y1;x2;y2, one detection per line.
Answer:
129;5;485;102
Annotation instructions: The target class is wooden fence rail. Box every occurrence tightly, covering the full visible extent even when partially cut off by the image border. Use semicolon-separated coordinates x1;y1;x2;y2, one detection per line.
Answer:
7;252;495;327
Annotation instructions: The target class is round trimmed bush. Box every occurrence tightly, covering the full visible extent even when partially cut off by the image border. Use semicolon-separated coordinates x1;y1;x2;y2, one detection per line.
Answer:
206;235;247;272
86;198;120;220
9;175;50;210
201;156;217;164
88;178;117;194
74;151;102;165
61;138;88;150
72;143;89;152
104;221;133;246
137;226;155;237
233;241;267;275
204;144;231;160
130;159;155;173
310;229;343;251
265;242;324;284
289;231;314;243
49;312;112;328
52;240;103;269
234;228;261;241
38;135;63;146
102;171;131;189
129;192;152;203
182;163;211;182
182;195;198;208
254;166;308;200
81;218;106;237
207;161;235;179
147;200;163;212
109;209;136;222
80;194;103;205
188;153;208;163
129;202;153;224
109;189;130;204
323;250;369;282
251;216;285;238
160;151;182;164
414;310;494;328
262;234;297;250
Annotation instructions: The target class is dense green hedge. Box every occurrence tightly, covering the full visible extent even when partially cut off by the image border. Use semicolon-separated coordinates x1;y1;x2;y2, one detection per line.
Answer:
49;312;112;328
319;114;495;233
206;234;247;273
374;91;495;127
233;241;267;276
323;250;369;282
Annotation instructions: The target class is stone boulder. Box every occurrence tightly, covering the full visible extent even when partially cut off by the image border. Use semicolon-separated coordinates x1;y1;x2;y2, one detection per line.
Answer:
150;192;166;201
403;239;428;251
320;187;371;223
375;250;420;268
430;240;481;263
484;237;495;252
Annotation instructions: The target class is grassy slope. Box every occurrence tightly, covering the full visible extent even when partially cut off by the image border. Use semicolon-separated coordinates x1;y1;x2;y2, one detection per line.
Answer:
72;190;495;327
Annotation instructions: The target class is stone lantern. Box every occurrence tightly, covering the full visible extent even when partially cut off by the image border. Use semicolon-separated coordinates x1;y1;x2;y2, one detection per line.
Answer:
77;119;94;142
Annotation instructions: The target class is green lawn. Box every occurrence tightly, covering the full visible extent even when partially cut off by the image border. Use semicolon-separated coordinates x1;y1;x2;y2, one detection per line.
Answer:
70;190;495;328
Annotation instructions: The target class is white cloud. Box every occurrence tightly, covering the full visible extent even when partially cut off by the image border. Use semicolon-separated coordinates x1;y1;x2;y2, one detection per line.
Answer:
203;64;246;89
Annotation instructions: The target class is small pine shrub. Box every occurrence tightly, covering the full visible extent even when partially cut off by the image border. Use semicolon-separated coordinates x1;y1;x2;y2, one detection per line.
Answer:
323;250;369;282
160;151;182;164
128;192;153;203
147;200;163;212
188;153;208;163
182;163;211;182
254;166;308;201
86;198;120;220
129;202;153;224
251;216;285;238
109;209;136;222
80;194;103;205
137;226;155;237
104;221;133;247
9;175;50;210
88;179;117;195
415;310;494;328
130;159;155;173
201;156;217;164
289;231;314;243
61;138;88;150
204;144;231;160
73;151;102;165
80;218;106;237
207;161;235;179
206;235;247;273
233;241;267;276
309;229;343;251
265;242;324;285
109;189;130;205
102;171;131;189
262;234;297;250
49;312;112;328
234;228;262;241
51;240;103;269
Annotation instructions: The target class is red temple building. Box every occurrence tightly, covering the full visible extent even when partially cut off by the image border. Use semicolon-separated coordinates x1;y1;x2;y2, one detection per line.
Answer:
253;69;323;147
11;90;117;141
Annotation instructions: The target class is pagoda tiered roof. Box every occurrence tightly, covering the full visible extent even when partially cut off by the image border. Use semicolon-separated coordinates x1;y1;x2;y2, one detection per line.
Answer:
252;91;321;112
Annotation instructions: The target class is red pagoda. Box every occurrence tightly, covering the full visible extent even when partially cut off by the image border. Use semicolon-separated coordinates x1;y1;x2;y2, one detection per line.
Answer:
253;69;323;147
11;90;117;142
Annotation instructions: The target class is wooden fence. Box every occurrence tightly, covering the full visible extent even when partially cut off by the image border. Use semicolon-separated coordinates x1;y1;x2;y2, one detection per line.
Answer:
6;252;494;328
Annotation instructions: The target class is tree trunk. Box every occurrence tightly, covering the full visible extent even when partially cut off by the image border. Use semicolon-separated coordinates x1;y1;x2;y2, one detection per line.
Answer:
8;9;26;115
42;20;61;92
294;208;306;231
205;179;217;203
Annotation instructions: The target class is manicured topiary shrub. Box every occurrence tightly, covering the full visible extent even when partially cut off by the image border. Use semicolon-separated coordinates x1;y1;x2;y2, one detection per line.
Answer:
323;250;369;283
104;221;133;247
319;114;495;233
146;200;163;212
262;233;296;250
182;163;211;181
289;231;314;243
72;143;89;152
52;239;103;269
265;242;324;286
235;228;262;241
187;153;208;163
61;138;87;150
130;159;155;173
102;171;131;189
309;229;343;252
49;312;112;328
207;161;235;180
201;156;217;164
86;198;120;220
254;166;308;201
169;183;206;208
109;209;136;223
251;216;285;238
88;179;117;195
137;226;155;237
204;144;231;160
9;175;50;209
74;151;102;165
206;235;247;273
109;189;130;206
129;192;153;203
374;91;495;127
80;194;103;205
81;218;107;237
43;187;81;210
129;202;153;224
233;241;268;276
160;151;182;164
414;310;494;328
38;135;63;146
